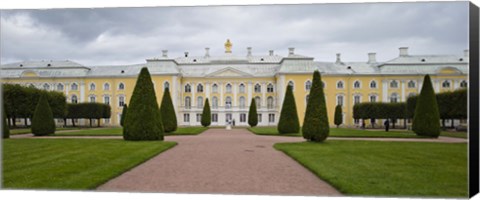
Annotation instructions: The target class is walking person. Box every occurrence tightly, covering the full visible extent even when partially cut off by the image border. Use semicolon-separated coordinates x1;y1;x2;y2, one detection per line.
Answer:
384;119;390;132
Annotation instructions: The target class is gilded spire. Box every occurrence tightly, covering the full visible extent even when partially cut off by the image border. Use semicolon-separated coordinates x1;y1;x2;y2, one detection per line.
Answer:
225;39;232;53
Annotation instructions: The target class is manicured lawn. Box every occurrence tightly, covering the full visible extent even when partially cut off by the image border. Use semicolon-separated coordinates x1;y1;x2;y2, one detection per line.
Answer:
440;131;468;139
53;127;208;136
2;139;176;190
274;141;467;197
248;127;423;138
10;127;78;135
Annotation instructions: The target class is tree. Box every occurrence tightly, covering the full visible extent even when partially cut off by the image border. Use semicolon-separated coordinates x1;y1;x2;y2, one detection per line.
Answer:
123;67;164;141
201;98;211;127
412;75;440;137
277;85;299;133
2;104;9;139
102;104;111;126
31;94;56;136
302;70;329;142
334;105;342;128
120;104;128;127
248;98;258;127
160;88;177;132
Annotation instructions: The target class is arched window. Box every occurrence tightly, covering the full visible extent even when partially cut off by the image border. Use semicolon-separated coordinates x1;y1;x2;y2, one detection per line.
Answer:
390;93;399;103
197;96;203;108
460;80;468;88
225;97;232;109
43;83;50;90
354;81;361;89
337;95;344;106
118;83;125;90
255;96;261;108
370;81;377;88
408;80;416;88
305;80;312;90
254;84;261;93
185;97;191;109
212;84;218;93
212;97;218;109
90;83;96;91
369;95;377;102
185;84;191;93
71;95;78;104
390;80;398;88
104;96;110;105
90;95;96;103
226;83;232;93
442;80;451;88
239;96;246;108
197;84;204;92
103;83;110;91
119;96;125;107
267;96;274;109
267;84;274;93
164;82;170;90
71;83;79;91
57;83;64;91
337;81;344;89
239;84;245;93
288;81;294;90
354;95;361;104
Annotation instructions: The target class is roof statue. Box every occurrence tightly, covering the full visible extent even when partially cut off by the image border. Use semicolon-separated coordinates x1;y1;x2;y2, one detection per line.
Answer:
225;39;232;53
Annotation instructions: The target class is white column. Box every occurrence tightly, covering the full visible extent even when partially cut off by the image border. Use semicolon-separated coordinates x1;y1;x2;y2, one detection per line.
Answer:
382;80;388;102
220;82;224;107
247;82;253;105
80;81;85;103
191;82;196;108
233;82;237;107
261;82;266;108
401;80;406;102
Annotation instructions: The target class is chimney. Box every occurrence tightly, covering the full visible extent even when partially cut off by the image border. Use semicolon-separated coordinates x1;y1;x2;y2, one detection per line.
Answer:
399;47;408;57
247;47;252;56
269;50;274;56
335;53;341;64
368;52;377;64
162;50;168;58
464;49;469;57
205;47;210;58
184;52;189;57
288;47;295;56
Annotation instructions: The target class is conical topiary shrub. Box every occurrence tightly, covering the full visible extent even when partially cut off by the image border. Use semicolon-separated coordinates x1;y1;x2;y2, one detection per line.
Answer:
278;85;300;134
123;67;164;141
412;74;440;137
248;98;258;127
160;87;177;132
120;104;128;127
201;98;211;127
3;105;9;139
334;105;342;128
31;94;56;136
302;70;329;142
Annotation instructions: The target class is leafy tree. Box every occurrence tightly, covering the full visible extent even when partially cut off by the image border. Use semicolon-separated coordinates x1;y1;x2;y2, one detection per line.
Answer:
201;98;211;127
160;87;177;132
120;104;128;127
31;94;56;136
101;104;111;127
334;105;342;128
123;67;164;141
2;104;9;139
277;85;299;133
302;70;329;142
248;98;258;127
412;75;440;137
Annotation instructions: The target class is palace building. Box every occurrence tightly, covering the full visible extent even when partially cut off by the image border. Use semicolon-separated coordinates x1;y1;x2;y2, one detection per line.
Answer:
0;40;469;127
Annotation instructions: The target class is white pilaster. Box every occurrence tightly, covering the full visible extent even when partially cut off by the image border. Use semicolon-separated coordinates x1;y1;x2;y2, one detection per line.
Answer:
206;82;210;102
382;80;388;102
453;80;459;90
261;82;266;108
233;82;237;107
65;82;70;97
278;75;285;110
80;81;85;103
191;82;196;108
247;82;253;105
434;80;440;93
401;80;406;102
220;82;224;107
418;79;423;93
172;76;177;109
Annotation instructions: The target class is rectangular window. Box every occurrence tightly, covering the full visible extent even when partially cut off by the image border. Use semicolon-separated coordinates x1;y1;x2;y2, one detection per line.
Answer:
337;96;343;106
257;114;262;122
240;113;246;122
268;114;275;123
354;96;360;104
212;114;218;122
370;96;376;102
226;113;232;122
105;118;110;124
196;114;202;122
183;114;190;122
354;119;360;124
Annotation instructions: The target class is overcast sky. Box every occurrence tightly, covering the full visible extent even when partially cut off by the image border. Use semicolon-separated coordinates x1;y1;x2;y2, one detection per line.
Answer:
0;2;469;66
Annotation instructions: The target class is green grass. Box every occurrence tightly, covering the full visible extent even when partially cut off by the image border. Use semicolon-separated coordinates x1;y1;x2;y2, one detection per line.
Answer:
440;131;468;138
275;141;467;197
248;127;424;138
10;127;78;135
52;127;208;136
2;139;176;190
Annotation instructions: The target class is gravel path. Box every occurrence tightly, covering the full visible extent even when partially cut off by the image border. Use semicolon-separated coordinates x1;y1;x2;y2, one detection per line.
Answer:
96;128;342;196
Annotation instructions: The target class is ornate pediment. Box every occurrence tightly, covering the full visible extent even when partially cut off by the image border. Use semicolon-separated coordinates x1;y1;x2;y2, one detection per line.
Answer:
206;67;253;78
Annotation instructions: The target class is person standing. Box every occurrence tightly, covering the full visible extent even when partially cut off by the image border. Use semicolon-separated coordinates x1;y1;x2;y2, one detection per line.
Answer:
384;119;390;132
232;119;236;127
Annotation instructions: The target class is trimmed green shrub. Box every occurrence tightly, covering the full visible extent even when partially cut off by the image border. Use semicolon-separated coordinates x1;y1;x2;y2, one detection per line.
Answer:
412;75;440;137
120;104;128;127
201;98;211;127
302;70;329;142
160;88;177;132
248;98;258;127
123;67;164;141
277;85;300;133
334;105;342;128
31;94;55;136
3;105;9;139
